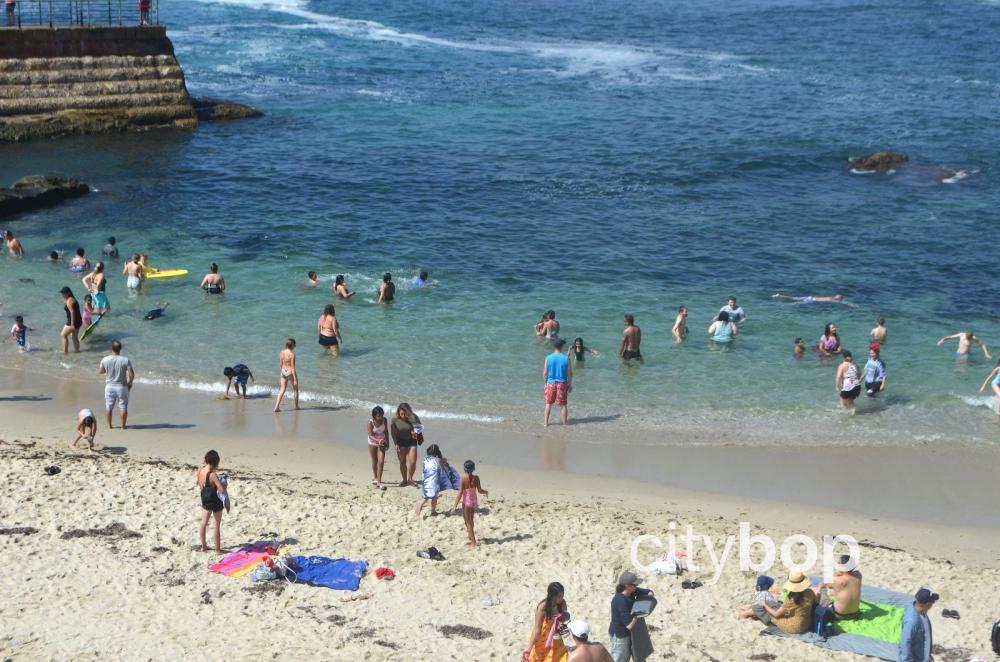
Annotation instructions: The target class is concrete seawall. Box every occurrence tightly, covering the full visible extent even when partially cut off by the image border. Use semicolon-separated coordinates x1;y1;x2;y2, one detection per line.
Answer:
0;26;198;141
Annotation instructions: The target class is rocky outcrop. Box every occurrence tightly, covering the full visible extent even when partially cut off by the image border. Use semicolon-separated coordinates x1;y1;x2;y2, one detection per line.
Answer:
0;175;89;218
850;150;909;171
0;26;197;142
192;97;263;122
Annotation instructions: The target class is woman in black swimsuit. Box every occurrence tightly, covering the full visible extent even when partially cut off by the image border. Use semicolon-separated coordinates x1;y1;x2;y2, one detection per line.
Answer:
569;337;599;363
196;450;227;553
59;286;82;354
391;403;421;487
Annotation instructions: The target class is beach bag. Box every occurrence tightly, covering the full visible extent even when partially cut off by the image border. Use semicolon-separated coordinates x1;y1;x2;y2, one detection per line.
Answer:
813;604;836;638
991;616;1000;655
251;564;277;582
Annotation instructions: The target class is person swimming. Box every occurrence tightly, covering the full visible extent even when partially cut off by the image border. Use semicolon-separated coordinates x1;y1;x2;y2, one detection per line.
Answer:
408;271;429;288
306;271;318;287
794;337;805;357
144;303;169;320
772;292;855;307
102;236;119;258
569;337;598;362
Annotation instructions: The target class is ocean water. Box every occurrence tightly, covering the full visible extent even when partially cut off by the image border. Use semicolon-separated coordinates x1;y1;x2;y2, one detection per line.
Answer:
2;0;1000;445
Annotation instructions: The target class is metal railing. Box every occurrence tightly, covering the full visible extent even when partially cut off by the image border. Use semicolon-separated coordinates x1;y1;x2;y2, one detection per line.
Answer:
4;0;160;28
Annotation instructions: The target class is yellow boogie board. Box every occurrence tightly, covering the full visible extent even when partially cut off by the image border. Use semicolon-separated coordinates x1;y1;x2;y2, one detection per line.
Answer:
145;268;189;280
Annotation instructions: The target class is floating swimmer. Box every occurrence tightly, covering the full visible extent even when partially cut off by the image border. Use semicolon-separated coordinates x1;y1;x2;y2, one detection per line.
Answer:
144;302;169;320
772;292;856;307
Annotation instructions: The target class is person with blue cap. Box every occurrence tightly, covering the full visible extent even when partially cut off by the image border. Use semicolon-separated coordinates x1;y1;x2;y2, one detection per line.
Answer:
899;587;938;662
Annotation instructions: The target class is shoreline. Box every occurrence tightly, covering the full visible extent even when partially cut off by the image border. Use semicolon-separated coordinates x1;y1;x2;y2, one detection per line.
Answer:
3;365;1000;545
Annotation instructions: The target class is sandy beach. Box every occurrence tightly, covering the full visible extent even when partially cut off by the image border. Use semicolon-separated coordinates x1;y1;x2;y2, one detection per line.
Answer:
2;367;999;660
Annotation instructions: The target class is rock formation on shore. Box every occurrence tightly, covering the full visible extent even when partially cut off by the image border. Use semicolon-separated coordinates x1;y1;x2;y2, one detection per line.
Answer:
0;27;261;143
850;150;909;171
0;175;89;218
192;97;263;122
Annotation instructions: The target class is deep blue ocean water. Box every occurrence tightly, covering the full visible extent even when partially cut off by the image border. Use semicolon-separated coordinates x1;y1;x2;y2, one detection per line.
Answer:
2;0;999;444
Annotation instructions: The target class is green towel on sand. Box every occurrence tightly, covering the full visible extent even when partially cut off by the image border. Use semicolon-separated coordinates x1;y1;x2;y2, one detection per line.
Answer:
834;600;904;643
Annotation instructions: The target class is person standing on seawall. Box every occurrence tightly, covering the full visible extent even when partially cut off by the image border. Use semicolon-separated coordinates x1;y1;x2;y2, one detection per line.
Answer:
138;0;151;25
5;0;15;28
543;339;572;427
99;339;135;430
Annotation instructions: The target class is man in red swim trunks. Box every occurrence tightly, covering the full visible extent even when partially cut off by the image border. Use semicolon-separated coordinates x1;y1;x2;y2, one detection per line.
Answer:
543;338;573;426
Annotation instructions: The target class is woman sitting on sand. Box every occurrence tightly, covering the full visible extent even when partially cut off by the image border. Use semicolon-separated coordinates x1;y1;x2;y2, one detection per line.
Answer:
735;570;816;634
196;450;227;553
522;582;569;662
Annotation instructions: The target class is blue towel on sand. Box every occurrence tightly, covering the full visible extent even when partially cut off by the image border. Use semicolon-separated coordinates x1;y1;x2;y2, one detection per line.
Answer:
291;556;367;591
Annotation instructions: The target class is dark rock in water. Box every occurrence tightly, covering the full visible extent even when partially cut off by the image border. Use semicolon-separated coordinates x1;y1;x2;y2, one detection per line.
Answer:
850;150;909;171
192;97;263;122
0;174;89;219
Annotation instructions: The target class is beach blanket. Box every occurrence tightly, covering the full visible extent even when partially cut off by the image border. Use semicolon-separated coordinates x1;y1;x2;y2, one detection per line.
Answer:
291;556;367;591
421;457;461;498
760;583;912;661
209;542;290;577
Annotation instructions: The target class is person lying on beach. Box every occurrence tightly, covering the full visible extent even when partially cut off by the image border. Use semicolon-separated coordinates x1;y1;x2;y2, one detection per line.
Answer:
813;555;862;619
306;271;318;287
71;408;97;453
793;337;805;357
871;317;888;344
772;292;856;307
451;460;487;548
817;323;841;356
672;305;689;343
334;274;354;299
938;331;991;359
5;229;24;257
979;358;1000;413
223;364;254;399
196;450;227;553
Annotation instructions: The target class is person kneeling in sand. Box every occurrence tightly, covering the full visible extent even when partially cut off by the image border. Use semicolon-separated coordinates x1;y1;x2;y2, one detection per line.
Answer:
567;620;613;662
72;409;98;453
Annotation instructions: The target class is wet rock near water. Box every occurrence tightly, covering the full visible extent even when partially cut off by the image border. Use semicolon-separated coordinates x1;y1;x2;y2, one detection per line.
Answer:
192;97;263;122
849;150;909;171
0;174;90;219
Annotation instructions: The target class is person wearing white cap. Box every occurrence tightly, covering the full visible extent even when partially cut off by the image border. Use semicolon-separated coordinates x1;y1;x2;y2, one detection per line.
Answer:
567;620;612;661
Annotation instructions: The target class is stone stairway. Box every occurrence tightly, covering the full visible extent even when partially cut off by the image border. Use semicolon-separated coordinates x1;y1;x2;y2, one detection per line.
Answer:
0;26;198;141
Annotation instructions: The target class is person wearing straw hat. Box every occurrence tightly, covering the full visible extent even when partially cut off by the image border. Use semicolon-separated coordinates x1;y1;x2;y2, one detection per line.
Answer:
567;620;612;662
899;588;937;662
752;569;817;634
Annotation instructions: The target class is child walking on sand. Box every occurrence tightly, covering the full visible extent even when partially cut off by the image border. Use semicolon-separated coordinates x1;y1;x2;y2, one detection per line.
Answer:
71;408;97;452
367;406;388;489
452;460;488;548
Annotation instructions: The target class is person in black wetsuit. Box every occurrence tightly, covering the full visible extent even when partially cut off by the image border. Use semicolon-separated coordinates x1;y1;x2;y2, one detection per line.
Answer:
196;450;227;553
59;286;82;354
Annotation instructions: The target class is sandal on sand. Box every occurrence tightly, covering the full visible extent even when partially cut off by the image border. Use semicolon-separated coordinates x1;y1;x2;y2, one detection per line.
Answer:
682;580;703;589
339;593;372;603
942;609;960;619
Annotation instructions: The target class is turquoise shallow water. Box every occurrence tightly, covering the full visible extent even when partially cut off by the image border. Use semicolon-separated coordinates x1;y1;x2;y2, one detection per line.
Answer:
2;0;1000;444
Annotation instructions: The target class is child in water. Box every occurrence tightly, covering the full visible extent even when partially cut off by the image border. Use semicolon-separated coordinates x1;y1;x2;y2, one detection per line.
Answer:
452;460;488;549
9;315;28;351
82;295;95;327
793;337;805;357
367;406;388;490
306;271;318;287
72;408;97;452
